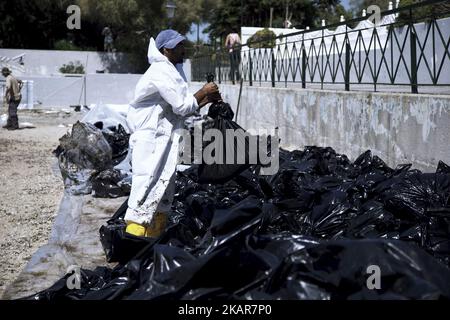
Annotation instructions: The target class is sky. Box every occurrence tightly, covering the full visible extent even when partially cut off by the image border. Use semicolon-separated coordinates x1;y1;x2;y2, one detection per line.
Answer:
342;0;351;10
186;0;354;43
186;23;210;43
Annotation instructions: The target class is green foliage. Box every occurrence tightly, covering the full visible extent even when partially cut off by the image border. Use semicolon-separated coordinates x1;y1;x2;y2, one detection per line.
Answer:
314;0;351;25
206;0;352;40
349;0;450;26
0;0;212;72
397;0;450;25
348;0;390;17
247;28;277;48
54;40;81;51
0;0;73;49
59;61;85;74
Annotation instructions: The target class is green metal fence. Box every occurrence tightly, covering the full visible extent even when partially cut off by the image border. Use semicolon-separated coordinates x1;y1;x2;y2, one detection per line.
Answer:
191;0;450;94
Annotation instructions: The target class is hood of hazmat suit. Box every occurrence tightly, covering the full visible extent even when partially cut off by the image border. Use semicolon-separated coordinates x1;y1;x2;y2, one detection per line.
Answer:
125;37;199;225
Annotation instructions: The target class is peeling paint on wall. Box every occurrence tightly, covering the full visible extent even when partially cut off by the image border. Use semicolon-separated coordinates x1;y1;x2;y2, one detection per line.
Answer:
409;98;438;142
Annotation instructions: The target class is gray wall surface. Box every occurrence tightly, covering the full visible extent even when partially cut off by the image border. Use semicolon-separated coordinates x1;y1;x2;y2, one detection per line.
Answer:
2;74;142;108
0;48;133;75
0;48;192;80
190;82;450;172
0;47;192;108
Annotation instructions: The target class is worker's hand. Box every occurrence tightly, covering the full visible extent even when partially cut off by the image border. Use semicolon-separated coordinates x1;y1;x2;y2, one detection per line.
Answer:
202;82;219;96
207;91;222;102
195;82;220;108
203;82;221;104
198;95;210;108
198;91;222;108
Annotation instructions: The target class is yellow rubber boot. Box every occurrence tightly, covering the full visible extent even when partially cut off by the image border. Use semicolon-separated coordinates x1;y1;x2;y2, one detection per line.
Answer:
125;212;167;238
145;212;168;238
125;222;147;237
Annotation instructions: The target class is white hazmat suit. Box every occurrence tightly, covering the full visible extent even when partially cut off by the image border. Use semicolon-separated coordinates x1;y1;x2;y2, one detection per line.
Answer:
125;38;198;225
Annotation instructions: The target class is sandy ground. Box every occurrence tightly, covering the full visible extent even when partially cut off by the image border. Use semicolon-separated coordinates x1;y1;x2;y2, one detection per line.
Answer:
0;109;82;298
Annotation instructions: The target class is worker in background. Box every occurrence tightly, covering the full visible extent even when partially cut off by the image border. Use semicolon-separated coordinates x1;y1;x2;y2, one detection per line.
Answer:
225;30;242;84
2;67;22;130
102;26;115;53
125;29;221;237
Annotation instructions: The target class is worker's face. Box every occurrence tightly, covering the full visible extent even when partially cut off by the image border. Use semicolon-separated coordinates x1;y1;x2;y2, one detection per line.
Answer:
165;41;186;65
1;71;8;78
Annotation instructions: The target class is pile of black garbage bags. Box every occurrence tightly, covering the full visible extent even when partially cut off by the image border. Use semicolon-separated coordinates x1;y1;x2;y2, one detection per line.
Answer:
54;121;131;198
35;102;450;300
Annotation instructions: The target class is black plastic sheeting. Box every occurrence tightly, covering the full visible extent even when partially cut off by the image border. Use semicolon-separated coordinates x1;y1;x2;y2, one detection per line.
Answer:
54;121;130;197
32;142;450;299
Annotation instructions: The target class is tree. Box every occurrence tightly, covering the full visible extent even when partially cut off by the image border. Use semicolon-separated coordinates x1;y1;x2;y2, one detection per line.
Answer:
0;0;209;72
348;0;390;17
76;0;167;71
0;0;73;49
349;0;450;26
247;28;277;48
396;0;450;26
314;0;353;25
205;0;352;41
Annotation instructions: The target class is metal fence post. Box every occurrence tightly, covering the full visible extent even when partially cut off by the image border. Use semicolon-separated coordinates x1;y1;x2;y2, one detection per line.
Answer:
410;9;418;94
218;51;222;85
231;51;235;85
373;28;377;92
271;49;275;88
302;47;307;89
345;39;350;91
84;74;87;106
249;52;253;86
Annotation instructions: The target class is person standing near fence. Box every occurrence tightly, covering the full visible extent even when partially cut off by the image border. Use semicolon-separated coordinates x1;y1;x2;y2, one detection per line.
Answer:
2;67;22;130
225;30;242;83
102;27;115;53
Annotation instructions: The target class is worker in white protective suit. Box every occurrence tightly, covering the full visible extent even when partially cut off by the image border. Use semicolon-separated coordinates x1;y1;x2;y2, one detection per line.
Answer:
125;29;221;237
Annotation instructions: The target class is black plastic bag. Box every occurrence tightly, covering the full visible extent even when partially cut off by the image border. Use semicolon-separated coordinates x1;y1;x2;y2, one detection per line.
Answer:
260;238;450;300
197;102;272;184
56;121;131;196
96;122;130;165
57;121;113;195
32;135;450;300
92;169;131;198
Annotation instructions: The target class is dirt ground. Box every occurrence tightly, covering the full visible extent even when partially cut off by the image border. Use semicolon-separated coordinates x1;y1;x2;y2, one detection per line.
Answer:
0;109;82;298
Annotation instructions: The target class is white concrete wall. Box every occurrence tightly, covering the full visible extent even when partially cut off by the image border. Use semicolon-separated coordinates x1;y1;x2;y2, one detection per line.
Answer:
190;82;450;172
0;48;192;80
0;48;133;76
1;74;142;108
0;63;192;108
0;48;193;108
